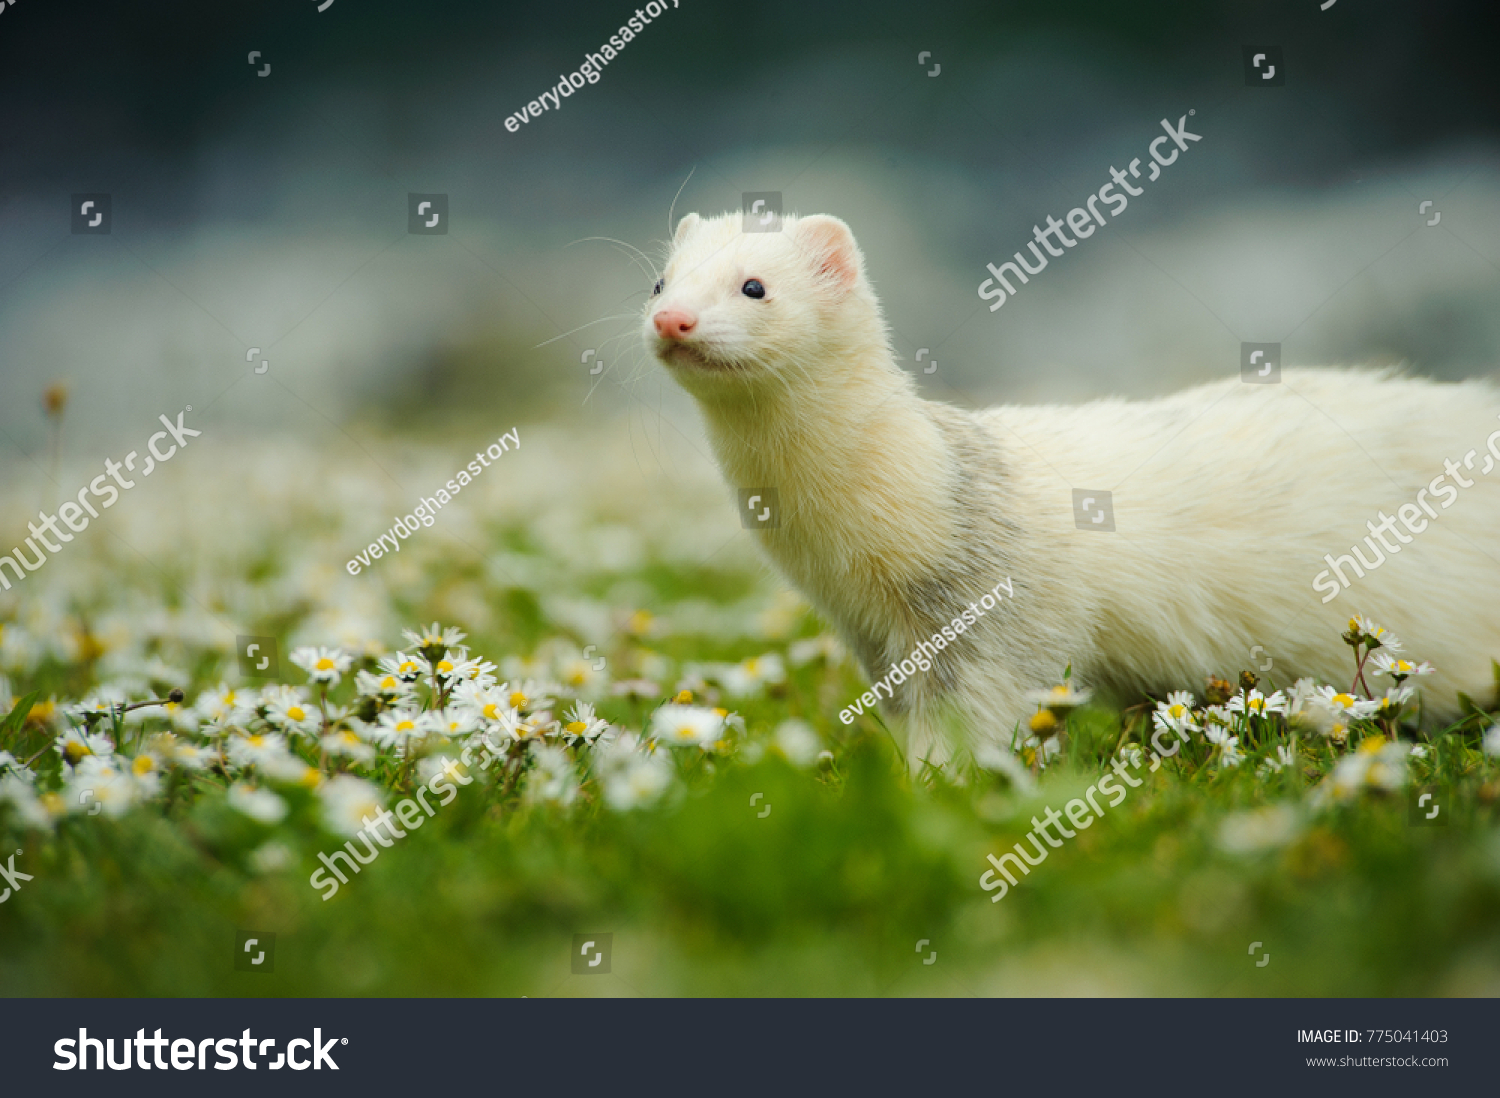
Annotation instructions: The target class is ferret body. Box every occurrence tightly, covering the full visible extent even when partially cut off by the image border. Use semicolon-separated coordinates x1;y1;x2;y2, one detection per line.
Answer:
644;211;1500;765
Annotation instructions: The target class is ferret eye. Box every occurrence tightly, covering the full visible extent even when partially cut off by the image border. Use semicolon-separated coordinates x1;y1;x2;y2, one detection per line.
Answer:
652;278;664;296
742;279;766;299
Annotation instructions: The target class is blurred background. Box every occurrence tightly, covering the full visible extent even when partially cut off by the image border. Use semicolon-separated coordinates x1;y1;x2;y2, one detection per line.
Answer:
1;0;1496;467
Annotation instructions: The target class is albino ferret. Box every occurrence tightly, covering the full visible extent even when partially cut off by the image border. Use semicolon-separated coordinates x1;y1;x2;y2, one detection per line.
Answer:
643;211;1500;766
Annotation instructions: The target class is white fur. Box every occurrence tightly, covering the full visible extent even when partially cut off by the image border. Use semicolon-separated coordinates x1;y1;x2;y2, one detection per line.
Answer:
645;212;1500;765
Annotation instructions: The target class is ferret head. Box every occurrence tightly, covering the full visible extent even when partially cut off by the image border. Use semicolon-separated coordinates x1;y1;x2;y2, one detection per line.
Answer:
643;212;886;398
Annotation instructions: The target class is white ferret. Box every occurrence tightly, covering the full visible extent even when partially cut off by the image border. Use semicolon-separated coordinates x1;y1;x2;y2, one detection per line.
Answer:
643;211;1500;766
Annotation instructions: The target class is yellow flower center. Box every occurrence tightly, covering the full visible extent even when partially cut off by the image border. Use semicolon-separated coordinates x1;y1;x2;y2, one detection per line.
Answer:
567;721;587;734
1248;698;1263;711
714;708;728;718
316;657;336;671
1332;693;1357;708
482;703;500;720
676;726;695;739
1029;710;1058;735
64;742;91;764
569;670;586;686
380;676;398;690
132;755;154;775
675;690;692;704
396;720;415;733
1169;704;1186;719
437;660;454;674
509;691;527;709
287;706;306;721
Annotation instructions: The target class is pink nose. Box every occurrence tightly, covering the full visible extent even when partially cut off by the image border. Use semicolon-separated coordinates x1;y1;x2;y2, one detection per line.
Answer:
653;309;697;340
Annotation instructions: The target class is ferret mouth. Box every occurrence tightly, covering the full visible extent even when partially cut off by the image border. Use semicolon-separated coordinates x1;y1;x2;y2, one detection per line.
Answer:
657;340;736;371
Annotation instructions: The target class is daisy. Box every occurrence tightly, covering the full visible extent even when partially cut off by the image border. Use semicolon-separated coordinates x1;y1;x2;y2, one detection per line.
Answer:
610;678;661;701
227;783;289;826
717;653;787;698
262;685;321;737
432;708;480;740
1314;686;1380;720
364;709;431;752
497;679;559;714
0;774;54;830
376;651;429;684
1369;652;1434;680
648;704;725;749
559;700;610;745
402;622;467;654
318;774;385;836
1375;684;1416;715
55;728;116;771
1226;689;1289;719
452;680;516;726
524;743;579;807
1218;736;1245;767
788;634;844;667
555;649;608;696
196;683;260;729
1482;724;1500;757
321;728;377;766
355;667;416;700
1259;744;1297;774
290;646;353;687
1152;691;1200;736
972;742;1037;794
1345;615;1402;652
226;732;293;770
773;719;822;767
603;752;673;811
1027;683;1094;710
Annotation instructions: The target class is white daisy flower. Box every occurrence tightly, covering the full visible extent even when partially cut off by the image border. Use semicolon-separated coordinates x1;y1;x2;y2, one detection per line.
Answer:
610;678;662;701
1314;686;1380;720
318;774;386;837
249;841;295;874
0;774;55;830
525;743;579;807
55;728;116;771
773;719;822;767
1152;691;1199;736
972;742;1036;793
196;683;260;729
402;622;467;652
290;646;353;686
603;751;673;811
321;728;377;766
226;732;293;770
559;700;610;745
1369;652;1433;680
648;704;725;749
261;685;321;737
1259;743;1297;774
1483;724;1500;757
788;634;844;667
376;651;429;684
717;653;787;698
1218;804;1301;854
355;668;416;700
1227;689;1289;719
227;783;289;825
1347;616;1402;652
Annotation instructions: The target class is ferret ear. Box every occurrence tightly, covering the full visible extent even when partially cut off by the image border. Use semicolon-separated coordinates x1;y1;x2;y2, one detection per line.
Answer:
793;214;861;290
673;212;700;247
